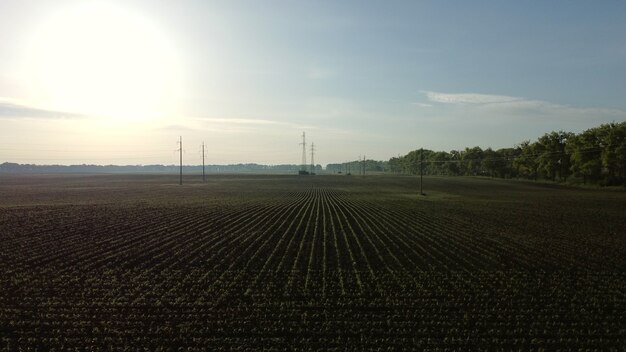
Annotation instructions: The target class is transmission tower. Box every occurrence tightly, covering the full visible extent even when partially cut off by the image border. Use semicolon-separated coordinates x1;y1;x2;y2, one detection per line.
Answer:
201;141;206;182
420;148;425;195
361;154;365;176
310;142;315;174
359;155;363;175
178;136;183;185
300;132;307;172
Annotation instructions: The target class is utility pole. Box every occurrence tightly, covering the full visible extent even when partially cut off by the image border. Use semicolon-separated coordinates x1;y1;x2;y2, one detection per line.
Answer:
300;132;307;173
202;141;206;182
361;154;365;176
178;136;183;185
420;148;424;195
310;142;315;174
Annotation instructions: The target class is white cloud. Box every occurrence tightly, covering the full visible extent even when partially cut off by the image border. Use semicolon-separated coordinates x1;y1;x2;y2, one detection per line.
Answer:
194;117;280;125
0;97;85;119
189;116;319;133
422;91;524;105
422;90;625;119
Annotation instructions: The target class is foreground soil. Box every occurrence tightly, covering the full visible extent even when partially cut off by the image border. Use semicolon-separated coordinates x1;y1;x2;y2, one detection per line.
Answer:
0;174;624;350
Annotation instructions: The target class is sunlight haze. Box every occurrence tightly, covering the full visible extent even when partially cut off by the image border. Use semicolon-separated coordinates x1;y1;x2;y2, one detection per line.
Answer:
1;0;625;165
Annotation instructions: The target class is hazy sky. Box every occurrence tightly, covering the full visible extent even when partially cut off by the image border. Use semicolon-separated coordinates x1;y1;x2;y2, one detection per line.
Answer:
1;0;625;165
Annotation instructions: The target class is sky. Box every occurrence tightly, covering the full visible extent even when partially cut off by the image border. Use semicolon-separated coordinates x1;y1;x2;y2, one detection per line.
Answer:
0;0;625;166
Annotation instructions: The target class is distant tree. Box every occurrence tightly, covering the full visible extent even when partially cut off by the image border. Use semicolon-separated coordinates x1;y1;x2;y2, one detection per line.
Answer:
566;128;603;184
387;157;404;174
599;122;626;184
496;147;520;178
461;147;484;176
386;122;625;186
447;150;462;176
428;151;452;175
404;150;420;175
481;148;500;177
536;131;574;181
513;141;539;180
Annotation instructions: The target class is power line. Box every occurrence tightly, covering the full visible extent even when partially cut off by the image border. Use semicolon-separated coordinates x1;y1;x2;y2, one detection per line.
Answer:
0;142;175;148
0;148;175;153
1;156;174;161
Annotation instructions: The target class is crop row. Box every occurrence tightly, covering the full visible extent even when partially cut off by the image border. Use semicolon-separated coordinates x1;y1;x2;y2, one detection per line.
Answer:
1;184;624;350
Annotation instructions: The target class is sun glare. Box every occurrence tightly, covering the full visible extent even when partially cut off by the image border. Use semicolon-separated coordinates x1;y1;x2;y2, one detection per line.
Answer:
23;3;182;121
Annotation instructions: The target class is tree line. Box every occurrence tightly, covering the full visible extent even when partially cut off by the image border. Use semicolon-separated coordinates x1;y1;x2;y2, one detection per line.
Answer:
326;160;388;174
0;163;323;174
387;122;626;186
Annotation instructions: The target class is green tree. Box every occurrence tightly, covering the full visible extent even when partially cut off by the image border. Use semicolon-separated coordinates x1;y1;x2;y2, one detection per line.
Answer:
461;147;484;176
536;131;574;181
513;141;539;180
600;122;626;184
497;147;520;178
482;148;506;178
566;128;602;184
447;150;462;176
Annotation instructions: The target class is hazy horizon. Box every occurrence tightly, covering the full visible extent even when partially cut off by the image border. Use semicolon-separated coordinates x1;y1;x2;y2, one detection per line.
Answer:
1;0;625;166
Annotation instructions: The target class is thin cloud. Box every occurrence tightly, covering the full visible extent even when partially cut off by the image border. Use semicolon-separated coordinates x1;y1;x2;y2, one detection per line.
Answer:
0;98;84;119
154;124;198;131
422;91;524;105
194;116;318;130
422;90;625;118
195;117;280;125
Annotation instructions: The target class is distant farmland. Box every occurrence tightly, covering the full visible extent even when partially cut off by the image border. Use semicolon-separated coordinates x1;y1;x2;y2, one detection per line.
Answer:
0;174;624;350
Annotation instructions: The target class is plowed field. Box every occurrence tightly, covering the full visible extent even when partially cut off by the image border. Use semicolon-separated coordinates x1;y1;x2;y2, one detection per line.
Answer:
0;174;624;350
